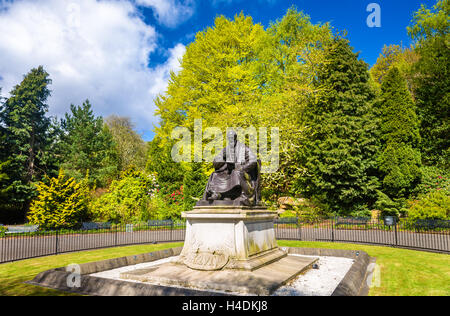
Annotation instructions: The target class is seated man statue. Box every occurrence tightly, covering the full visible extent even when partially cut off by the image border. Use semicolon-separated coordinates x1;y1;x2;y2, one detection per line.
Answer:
197;130;262;207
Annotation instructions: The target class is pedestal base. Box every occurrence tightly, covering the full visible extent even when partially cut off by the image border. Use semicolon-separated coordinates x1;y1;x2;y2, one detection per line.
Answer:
120;255;318;295
178;206;283;271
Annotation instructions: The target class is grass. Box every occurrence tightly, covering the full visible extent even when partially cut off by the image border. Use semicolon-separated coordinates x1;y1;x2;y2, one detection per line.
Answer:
0;242;183;296
0;241;448;296
278;241;450;296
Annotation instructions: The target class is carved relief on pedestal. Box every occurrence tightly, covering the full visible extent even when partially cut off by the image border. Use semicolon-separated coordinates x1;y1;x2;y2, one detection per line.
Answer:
184;251;229;271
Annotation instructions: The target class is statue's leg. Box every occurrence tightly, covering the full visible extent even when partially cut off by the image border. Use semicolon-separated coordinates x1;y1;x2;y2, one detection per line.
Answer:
234;171;255;205
202;173;215;200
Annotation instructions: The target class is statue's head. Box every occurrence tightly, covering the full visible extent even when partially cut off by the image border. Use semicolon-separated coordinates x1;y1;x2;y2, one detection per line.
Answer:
227;129;238;147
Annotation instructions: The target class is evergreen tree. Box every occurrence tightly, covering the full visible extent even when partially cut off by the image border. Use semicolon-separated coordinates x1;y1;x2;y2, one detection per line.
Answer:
146;137;184;196
378;67;422;198
0;66;56;220
297;37;380;215
182;162;208;211
60;100;118;188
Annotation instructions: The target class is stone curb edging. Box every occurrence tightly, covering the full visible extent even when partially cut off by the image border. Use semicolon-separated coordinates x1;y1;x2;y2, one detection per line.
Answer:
26;246;374;296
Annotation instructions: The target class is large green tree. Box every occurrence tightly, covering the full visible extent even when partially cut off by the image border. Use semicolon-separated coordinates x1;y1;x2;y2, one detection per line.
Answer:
60;100;119;188
297;37;380;215
370;44;419;93
153;9;332;200
407;0;449;168
0;67;57;220
378;67;422;198
105;115;147;171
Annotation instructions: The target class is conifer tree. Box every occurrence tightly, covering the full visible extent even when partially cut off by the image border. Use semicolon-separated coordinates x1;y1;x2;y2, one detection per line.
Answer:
60;100;119;188
297;37;380;215
182;162;208;211
0;66;56;219
378;67;421;197
146;138;184;196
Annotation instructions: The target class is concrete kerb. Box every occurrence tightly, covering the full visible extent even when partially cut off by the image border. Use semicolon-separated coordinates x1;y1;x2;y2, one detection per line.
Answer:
26;246;375;296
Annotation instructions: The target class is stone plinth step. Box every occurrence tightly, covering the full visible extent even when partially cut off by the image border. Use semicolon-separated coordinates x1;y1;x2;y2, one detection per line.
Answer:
120;255;318;295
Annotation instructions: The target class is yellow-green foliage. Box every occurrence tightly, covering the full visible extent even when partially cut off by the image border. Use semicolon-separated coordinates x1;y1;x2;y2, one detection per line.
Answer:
90;169;155;223
407;190;450;222
27;170;89;230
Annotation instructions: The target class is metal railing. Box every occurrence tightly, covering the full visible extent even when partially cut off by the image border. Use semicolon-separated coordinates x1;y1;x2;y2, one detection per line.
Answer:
0;217;448;264
0;221;186;263
274;217;450;253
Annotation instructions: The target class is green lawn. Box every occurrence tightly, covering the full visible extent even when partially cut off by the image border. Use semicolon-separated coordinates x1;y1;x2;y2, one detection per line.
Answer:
0;241;448;296
278;241;450;296
0;242;183;296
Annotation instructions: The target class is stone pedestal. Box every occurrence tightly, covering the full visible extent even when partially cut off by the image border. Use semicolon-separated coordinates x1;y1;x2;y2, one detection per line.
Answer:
177;206;286;271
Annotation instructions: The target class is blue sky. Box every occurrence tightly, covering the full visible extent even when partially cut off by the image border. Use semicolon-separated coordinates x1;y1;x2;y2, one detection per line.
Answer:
146;0;435;67
0;0;437;141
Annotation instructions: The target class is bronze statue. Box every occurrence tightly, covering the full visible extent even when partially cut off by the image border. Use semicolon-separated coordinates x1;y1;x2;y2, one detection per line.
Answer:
197;130;262;207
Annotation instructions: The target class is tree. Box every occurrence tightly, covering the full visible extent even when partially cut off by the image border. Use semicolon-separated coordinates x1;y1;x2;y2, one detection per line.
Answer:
182;162;208;211
0;66;56;219
296;37;380;215
378;67;422;198
407;0;450;168
153;9;332;200
370;44;419;93
60;100;118;188
105;115;147;171
146;137;184;196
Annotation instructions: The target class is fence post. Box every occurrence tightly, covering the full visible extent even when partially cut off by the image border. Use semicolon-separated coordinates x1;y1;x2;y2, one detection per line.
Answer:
394;221;398;247
114;224;118;247
331;217;335;242
55;230;59;255
170;220;174;241
297;218;301;241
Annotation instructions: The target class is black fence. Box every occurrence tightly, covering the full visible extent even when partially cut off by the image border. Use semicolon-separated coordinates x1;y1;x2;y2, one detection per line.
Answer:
0;221;186;263
274;217;450;253
0;217;449;264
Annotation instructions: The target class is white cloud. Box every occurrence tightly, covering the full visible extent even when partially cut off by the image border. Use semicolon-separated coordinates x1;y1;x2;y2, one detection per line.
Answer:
136;0;195;28
0;0;186;131
150;43;186;95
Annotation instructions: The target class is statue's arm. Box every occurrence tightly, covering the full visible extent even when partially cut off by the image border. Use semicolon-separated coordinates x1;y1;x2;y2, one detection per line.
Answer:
240;148;257;173
213;148;227;170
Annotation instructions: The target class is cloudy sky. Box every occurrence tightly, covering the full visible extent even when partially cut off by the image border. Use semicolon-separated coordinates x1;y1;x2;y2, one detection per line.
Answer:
0;0;436;140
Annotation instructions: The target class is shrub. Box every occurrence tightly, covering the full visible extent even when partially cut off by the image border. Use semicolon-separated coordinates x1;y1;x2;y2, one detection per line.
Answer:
143;189;185;221
0;225;7;237
407;190;450;222
27;170;90;230
280;198;330;223
413;165;449;196
90;169;157;223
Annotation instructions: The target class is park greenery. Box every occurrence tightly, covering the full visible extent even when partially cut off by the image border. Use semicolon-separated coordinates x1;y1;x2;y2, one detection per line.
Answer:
0;1;448;228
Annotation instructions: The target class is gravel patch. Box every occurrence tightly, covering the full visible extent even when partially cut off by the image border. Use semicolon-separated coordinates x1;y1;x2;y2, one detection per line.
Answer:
272;255;354;296
90;255;354;296
90;256;179;280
